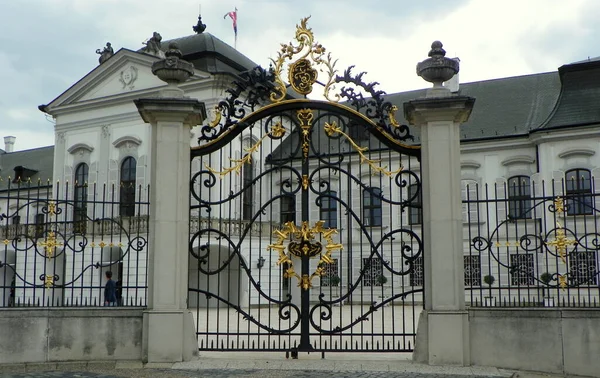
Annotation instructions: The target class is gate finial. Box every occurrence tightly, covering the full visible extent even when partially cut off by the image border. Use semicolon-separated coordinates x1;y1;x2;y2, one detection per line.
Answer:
416;41;460;97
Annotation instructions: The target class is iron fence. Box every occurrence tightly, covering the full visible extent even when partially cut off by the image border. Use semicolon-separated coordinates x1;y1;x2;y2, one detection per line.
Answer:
464;178;600;307
0;181;150;307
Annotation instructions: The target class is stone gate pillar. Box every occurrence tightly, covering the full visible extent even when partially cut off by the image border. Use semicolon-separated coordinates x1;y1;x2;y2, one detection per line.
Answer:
135;43;206;363
404;41;475;366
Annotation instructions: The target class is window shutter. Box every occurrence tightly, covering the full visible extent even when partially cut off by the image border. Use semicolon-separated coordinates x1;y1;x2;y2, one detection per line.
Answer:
551;170;565;196
530;173;542;197
108;159;119;203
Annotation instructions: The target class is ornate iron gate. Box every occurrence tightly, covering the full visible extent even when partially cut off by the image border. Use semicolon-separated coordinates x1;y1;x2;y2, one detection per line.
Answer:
189;18;422;353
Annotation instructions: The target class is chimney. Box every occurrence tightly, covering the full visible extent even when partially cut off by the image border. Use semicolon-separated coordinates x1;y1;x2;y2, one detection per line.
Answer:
4;136;16;153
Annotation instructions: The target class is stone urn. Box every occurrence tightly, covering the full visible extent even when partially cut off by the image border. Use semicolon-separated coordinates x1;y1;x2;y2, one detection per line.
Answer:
416;41;459;95
151;42;194;97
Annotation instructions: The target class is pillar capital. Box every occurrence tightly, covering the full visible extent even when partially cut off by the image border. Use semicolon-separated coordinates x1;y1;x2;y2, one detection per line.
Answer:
134;98;206;126
404;96;475;125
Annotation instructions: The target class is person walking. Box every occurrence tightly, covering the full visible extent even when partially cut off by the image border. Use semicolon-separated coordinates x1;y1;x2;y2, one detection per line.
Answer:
104;271;117;307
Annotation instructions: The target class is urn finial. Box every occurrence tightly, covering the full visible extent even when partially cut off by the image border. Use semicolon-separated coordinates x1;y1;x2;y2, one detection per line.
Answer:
151;42;194;98
416;41;459;97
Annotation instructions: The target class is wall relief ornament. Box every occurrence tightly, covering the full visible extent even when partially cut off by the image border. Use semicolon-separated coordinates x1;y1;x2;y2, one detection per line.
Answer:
119;66;139;90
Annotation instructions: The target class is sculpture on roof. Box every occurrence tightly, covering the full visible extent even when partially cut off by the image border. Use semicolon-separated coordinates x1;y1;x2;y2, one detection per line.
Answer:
142;32;166;58
95;42;114;65
193;15;206;34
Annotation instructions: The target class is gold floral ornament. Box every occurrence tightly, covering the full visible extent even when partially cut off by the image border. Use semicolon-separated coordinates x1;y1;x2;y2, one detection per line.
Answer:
44;275;54;289
553;196;565;213
38;231;64;259
47;201;57;216
546;222;578;264
324;121;403;177
267;220;343;290
209;105;222;128
297;109;314;159
270;16;339;103
206;122;286;177
558;274;568;290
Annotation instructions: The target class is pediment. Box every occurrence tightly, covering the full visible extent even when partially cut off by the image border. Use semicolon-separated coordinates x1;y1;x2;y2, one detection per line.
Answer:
43;48;210;113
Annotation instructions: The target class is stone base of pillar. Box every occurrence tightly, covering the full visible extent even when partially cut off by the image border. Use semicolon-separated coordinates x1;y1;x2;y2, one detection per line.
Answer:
143;310;198;363
413;310;470;366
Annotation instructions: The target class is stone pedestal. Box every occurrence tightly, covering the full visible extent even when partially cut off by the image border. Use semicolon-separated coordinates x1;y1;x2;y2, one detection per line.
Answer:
404;95;474;366
135;97;206;363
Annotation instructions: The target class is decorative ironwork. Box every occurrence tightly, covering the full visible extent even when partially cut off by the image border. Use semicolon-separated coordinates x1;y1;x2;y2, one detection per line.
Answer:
324;121;403;177
271;16;337;102
0;181;150;307
189;16;423;354
466;179;600;307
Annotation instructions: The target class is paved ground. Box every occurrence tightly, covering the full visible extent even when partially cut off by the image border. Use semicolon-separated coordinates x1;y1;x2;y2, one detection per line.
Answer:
0;356;519;378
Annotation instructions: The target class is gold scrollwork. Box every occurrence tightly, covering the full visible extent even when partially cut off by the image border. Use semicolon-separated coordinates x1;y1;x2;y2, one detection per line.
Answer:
209;105;223;127
267;221;343;290
206;122;286;177
47;201;57;216
324;121;403;177
388;105;401;127
270;16;339;103
301;175;310;191
297;109;314;159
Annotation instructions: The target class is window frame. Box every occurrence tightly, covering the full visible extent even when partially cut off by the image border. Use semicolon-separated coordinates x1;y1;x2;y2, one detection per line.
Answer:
74;163;89;232
319;191;338;229
119;157;137;217
408;184;422;225
507;175;532;220
565;168;593;216
280;194;296;224
363;187;382;227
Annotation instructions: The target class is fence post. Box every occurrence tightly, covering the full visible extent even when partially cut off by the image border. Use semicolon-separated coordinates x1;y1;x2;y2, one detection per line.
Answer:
404;41;475;365
134;43;206;363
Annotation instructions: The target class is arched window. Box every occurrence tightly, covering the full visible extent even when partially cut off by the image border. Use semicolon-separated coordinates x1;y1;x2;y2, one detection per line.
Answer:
74;163;89;232
507;175;531;219
363;187;382;227
242;156;254;221
565;169;593;215
120;157;137;217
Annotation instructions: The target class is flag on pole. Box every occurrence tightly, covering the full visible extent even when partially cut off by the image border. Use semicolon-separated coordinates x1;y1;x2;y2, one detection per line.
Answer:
224;8;238;37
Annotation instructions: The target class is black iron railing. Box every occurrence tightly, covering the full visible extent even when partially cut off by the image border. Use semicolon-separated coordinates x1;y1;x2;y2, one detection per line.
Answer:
0;181;150;307
463;178;600;308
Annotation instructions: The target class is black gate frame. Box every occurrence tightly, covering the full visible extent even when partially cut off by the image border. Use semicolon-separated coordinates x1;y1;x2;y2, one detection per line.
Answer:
189;17;423;353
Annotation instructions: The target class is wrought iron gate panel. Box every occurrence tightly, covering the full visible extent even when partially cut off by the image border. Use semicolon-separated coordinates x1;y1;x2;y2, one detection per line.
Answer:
188;17;422;353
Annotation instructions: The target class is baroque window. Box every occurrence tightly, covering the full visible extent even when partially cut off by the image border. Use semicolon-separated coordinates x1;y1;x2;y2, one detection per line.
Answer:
464;255;481;287
509;254;535;285
363;187;382;227
74;163;89;233
320;259;339;287
408;184;422;225
280;194;296;224
565;169;593;215
120;157;136;217
319;191;337;229
362;258;384;287
569;252;598;286
507;175;531;219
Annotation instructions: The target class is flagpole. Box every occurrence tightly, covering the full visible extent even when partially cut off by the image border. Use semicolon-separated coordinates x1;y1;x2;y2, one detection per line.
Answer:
235;6;238;50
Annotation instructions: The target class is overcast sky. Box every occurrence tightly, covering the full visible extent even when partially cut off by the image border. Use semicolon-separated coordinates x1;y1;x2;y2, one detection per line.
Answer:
1;0;599;152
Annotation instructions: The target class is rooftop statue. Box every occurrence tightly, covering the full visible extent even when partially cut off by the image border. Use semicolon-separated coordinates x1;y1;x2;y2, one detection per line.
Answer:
95;42;114;64
143;32;166;58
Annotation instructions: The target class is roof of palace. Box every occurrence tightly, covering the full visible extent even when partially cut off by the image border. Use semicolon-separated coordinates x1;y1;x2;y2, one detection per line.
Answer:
0;146;54;191
156;32;258;76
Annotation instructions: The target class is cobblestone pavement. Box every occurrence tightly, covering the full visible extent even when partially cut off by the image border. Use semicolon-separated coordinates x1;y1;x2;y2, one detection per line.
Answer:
0;369;500;378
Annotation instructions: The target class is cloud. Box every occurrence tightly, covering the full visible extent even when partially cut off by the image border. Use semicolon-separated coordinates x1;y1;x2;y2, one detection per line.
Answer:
1;0;599;152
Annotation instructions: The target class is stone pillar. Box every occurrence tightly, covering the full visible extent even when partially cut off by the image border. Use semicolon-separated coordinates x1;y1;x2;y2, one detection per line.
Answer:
134;42;207;363
404;41;475;366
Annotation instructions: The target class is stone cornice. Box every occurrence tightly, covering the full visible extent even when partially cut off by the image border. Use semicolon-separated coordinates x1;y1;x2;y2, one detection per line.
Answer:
558;147;596;159
501;155;535;166
112;136;142;148
67;143;94;154
403;96;476;125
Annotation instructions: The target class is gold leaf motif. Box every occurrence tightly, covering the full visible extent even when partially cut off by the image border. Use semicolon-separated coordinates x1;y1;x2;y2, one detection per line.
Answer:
3;239;10;246
270;16;338;103
553;197;565;213
209;105;222;127
268;220;342;291
388;105;401;127
324;121;403;177
297;109;314;159
206;122;286;177
546;223;578;264
44;275;54;289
